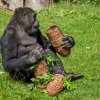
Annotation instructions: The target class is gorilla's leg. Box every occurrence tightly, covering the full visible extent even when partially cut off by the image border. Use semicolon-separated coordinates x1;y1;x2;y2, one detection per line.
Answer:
44;49;84;81
44;49;67;75
10;68;34;83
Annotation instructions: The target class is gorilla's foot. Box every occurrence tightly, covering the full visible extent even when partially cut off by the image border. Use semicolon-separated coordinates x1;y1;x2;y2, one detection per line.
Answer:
64;73;84;81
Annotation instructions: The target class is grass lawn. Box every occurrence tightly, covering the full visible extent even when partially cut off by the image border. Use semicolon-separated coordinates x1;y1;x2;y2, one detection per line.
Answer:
0;3;100;100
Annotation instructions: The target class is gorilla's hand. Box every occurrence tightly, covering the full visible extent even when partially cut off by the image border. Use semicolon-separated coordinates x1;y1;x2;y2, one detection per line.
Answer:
61;36;75;49
28;45;44;63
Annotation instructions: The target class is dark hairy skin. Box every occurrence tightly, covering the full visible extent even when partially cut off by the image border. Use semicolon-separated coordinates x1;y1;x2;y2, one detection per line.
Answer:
1;7;82;83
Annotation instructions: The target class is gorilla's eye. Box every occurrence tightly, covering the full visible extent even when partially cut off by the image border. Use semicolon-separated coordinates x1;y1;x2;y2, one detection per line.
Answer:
22;13;26;17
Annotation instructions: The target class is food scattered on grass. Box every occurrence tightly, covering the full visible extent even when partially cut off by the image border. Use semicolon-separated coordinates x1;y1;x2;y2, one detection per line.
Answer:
31;73;76;96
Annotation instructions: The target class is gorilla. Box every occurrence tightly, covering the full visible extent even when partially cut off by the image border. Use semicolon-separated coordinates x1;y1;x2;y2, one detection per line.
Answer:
1;7;83;82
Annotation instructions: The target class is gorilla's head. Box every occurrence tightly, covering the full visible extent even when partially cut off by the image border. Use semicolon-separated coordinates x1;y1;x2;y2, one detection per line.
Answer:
11;7;39;34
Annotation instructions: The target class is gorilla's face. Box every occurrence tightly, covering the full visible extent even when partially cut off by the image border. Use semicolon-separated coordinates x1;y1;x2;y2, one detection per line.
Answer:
15;7;39;34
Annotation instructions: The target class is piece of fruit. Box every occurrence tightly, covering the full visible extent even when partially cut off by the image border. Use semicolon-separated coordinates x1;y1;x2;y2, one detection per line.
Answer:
46;74;64;96
34;60;48;78
46;25;70;57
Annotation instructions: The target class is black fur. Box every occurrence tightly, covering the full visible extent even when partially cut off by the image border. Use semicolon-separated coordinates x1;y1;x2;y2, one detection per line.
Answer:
1;7;75;82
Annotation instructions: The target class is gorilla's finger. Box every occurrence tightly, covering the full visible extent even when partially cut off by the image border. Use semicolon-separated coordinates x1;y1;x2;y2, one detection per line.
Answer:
40;49;45;55
63;37;68;41
29;50;35;56
60;40;69;46
61;43;71;48
63;40;69;44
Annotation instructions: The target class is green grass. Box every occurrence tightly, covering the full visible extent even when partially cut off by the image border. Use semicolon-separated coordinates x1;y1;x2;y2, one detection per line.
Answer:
0;3;100;100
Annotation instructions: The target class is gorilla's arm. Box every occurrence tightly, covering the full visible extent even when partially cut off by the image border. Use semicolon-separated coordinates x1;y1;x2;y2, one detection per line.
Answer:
1;28;42;73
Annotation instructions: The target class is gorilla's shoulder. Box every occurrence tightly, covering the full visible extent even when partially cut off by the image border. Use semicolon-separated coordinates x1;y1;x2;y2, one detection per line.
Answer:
4;27;16;36
2;27;17;44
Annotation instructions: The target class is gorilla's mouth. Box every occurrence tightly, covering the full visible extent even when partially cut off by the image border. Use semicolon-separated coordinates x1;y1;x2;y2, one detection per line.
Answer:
31;26;39;34
28;21;39;34
33;27;38;32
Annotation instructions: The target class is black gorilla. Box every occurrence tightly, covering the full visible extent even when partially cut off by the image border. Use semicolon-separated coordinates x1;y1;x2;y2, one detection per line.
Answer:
1;7;83;82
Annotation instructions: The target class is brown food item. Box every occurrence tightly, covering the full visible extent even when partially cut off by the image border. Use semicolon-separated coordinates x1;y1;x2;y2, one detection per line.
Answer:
46;25;70;57
34;60;48;78
46;74;64;96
